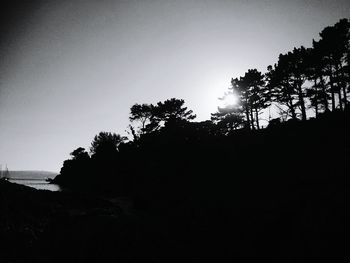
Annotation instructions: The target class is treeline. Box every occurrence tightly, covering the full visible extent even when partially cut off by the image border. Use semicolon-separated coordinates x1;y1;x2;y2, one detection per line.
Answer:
53;98;204;192
46;19;350;262
53;18;350;193
212;18;350;131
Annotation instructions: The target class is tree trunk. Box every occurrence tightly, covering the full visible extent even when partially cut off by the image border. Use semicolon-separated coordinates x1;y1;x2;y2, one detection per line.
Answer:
320;76;329;112
340;65;348;109
314;78;318;118
338;88;343;111
287;93;297;120
342;86;347;110
296;80;307;121
330;84;336;111
335;63;343;111
329;72;336;111
250;106;255;130
245;96;251;130
298;89;307;120
255;108;260;130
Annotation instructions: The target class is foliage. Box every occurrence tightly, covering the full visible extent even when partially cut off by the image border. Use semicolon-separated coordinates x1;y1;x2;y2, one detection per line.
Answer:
129;103;155;135
47;18;350;262
211;102;245;134
55;18;350;194
154;98;196;123
90;132;127;156
70;147;90;160
129;98;196;137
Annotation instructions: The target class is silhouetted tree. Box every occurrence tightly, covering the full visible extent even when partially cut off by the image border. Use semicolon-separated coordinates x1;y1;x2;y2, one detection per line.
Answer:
267;48;309;120
52;19;350;204
241;69;269;129
291;46;309;120
316;18;350;111
217;70;269;130
129;99;196;137
54;147;91;187
70;147;90;161
230;77;252;129
154;98;196;124
211;106;245;134
90;132;126;156
305;44;329;116
333;18;350;109
129;103;157;136
266;64;294;120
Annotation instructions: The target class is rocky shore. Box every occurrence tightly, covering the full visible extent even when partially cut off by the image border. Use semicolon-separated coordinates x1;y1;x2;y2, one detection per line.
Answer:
0;180;126;263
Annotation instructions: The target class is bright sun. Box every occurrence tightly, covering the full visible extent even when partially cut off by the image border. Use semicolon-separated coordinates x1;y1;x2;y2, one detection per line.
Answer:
203;73;240;115
220;93;239;108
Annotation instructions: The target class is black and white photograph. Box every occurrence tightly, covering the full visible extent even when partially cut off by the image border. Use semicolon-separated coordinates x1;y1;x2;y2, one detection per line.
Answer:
1;0;350;262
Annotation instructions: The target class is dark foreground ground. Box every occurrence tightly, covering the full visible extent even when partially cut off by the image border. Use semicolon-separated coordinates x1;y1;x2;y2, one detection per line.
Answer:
1;173;349;263
1;114;350;262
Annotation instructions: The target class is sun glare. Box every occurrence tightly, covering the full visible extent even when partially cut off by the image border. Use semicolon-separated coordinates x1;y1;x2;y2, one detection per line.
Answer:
220;93;239;108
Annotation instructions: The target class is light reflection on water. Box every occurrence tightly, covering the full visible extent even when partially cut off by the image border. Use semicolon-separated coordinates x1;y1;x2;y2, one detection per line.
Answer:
9;179;61;191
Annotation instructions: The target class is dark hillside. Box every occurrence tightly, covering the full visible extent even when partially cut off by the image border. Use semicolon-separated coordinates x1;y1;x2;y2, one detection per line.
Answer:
2;111;347;262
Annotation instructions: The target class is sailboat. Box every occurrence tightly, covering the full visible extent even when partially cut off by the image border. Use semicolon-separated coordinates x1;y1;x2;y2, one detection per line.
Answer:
0;164;10;180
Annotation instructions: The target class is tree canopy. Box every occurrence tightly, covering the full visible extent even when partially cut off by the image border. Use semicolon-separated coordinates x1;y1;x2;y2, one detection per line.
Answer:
90;132;126;156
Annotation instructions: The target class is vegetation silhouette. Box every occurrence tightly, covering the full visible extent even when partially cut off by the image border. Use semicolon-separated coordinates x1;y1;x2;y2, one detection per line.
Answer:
53;18;350;194
49;19;350;262
1;18;350;263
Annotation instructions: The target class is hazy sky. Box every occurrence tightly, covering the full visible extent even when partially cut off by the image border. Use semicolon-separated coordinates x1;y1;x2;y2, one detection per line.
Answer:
1;0;349;172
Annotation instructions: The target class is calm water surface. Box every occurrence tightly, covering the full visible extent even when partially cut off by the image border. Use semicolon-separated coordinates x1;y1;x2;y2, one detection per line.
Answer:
9;179;61;191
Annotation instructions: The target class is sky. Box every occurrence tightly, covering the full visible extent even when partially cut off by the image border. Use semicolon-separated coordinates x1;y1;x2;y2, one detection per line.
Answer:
0;0;349;172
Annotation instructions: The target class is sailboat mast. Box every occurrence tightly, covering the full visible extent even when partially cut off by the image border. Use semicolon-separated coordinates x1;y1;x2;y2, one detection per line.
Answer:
5;164;9;179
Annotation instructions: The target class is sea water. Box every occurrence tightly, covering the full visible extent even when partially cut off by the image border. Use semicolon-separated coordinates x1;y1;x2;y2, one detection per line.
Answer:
8;178;61;191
